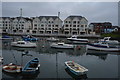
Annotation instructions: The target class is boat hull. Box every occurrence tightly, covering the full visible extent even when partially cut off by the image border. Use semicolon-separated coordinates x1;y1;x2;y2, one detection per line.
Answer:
22;58;40;75
67;38;88;44
50;43;74;49
86;44;120;52
11;42;37;48
65;61;88;76
65;67;87;75
2;64;22;73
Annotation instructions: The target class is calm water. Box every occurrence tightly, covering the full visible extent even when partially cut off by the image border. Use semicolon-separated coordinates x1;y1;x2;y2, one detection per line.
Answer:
1;37;119;79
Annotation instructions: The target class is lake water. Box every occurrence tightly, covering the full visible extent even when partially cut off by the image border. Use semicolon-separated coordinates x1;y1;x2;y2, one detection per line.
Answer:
1;37;119;79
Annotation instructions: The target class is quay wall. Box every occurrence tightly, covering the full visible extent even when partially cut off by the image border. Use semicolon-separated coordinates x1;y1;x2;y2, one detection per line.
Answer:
6;33;101;39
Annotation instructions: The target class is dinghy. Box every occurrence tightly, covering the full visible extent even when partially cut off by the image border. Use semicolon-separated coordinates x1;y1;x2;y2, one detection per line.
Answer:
2;63;22;73
65;61;88;75
22;58;40;75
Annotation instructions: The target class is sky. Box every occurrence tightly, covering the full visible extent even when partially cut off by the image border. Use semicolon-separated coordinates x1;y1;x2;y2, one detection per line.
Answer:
1;2;119;26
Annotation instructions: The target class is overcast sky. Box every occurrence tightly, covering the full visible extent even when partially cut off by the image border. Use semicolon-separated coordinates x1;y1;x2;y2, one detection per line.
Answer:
2;2;118;26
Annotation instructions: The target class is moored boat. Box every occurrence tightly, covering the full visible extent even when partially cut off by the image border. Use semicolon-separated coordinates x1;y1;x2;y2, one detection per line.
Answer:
50;42;74;49
65;61;88;75
46;37;59;42
11;41;37;48
2;63;22;73
0;36;13;40
22;58;40;75
67;35;89;43
22;35;38;41
99;37;119;44
86;42;120;52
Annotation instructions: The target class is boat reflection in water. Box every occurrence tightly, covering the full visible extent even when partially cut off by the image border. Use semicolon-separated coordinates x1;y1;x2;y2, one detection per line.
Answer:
86;52;108;61
21;70;40;79
65;68;87;80
86;49;120;61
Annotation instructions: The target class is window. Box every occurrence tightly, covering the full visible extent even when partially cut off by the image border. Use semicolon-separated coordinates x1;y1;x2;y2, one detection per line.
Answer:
73;21;76;24
22;27;24;29
73;25;76;27
81;25;84;27
34;28;37;30
34;24;37;26
41;25;44;27
65;25;68;27
55;25;58;27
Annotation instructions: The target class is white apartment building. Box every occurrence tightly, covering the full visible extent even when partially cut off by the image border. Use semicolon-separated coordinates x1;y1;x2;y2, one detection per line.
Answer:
1;15;88;35
32;16;62;34
0;17;12;33
11;17;32;33
63;16;88;35
1;17;32;34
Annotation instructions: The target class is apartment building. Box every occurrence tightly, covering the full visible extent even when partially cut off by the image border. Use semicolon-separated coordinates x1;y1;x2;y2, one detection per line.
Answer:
1;15;89;35
63;16;88;35
0;17;12;33
1;17;32;34
32;16;62;34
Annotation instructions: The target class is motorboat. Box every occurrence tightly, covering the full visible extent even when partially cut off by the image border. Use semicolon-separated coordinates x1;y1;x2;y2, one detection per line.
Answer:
22;58;40;75
22;35;38;41
99;37;119;44
46;37;59;42
67;35;89;43
65;61;88;75
50;42;74;49
2;63;22;73
86;42;120;52
11;41;37;48
0;35;13;40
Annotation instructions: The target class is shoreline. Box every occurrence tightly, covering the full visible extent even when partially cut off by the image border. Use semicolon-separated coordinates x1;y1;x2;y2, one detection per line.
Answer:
4;33;101;39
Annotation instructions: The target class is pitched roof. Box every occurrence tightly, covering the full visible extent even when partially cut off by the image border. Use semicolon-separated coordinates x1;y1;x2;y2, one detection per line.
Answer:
39;16;60;20
66;15;83;20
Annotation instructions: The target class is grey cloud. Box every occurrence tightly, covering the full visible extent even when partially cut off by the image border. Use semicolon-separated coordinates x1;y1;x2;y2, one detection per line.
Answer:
2;2;118;26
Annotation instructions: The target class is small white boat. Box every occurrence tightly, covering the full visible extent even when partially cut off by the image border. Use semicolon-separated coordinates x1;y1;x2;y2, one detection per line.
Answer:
99;37;119;44
2;63;22;73
86;42;120;52
11;41;37;48
50;42;74;49
67;35;89;43
65;61;88;75
0;56;3;64
46;37;59;42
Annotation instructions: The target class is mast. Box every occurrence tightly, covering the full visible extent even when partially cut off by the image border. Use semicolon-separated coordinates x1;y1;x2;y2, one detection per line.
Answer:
20;8;22;18
58;12;60;34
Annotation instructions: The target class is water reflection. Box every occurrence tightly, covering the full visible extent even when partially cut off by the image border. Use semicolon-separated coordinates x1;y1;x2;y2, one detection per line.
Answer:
86;49;120;60
2;38;119;79
21;70;40;79
86;52;108;61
